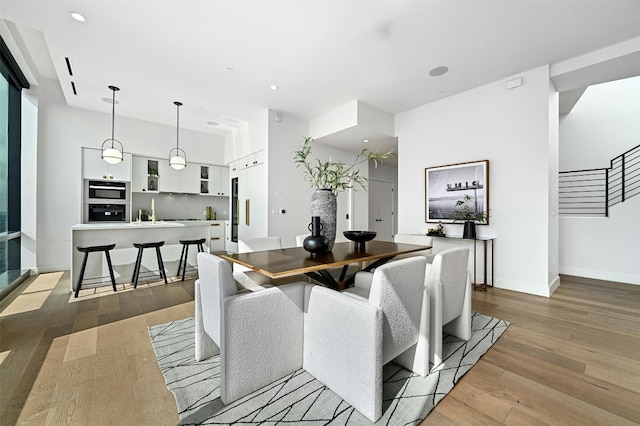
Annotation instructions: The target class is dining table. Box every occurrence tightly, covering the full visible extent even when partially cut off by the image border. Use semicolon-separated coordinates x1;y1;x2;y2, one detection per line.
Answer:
221;240;431;289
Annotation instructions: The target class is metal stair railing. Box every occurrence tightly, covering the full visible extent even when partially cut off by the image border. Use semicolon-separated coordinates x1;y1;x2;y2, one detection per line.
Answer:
559;143;640;217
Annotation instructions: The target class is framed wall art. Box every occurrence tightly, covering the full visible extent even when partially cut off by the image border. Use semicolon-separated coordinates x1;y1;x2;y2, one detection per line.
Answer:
425;160;489;224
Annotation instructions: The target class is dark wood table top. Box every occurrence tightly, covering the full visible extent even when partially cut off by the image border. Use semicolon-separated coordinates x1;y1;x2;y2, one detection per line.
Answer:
221;240;431;279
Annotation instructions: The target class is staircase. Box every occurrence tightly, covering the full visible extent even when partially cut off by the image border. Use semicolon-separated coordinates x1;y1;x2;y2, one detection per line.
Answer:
559;143;640;217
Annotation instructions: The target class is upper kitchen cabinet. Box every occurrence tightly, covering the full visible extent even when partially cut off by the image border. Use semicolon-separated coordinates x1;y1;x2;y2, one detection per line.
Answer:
180;163;201;194
157;160;200;194
202;165;230;196
82;147;132;181
132;156;159;193
229;150;265;176
158;160;181;193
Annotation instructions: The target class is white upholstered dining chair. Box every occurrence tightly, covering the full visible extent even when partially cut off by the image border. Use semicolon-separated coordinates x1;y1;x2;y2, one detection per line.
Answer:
425;247;472;368
234;236;282;287
305;257;428;421
194;252;308;404
392;233;434;261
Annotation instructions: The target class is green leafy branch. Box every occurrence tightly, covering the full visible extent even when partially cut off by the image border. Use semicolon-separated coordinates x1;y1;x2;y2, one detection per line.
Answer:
293;136;393;195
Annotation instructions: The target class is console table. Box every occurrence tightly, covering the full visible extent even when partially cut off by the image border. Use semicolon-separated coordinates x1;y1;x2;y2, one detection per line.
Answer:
426;234;495;290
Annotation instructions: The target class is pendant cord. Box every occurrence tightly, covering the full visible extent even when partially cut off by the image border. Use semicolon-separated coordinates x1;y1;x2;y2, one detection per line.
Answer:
111;88;116;147
176;103;180;150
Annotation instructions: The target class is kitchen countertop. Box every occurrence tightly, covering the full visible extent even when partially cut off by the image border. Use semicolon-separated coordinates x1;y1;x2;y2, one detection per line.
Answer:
71;219;227;231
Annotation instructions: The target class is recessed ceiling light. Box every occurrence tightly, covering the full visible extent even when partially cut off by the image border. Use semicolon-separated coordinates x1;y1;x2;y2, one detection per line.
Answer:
429;66;449;77
206;121;219;127
70;11;86;22
270;84;279;90
101;97;119;104
363;139;369;143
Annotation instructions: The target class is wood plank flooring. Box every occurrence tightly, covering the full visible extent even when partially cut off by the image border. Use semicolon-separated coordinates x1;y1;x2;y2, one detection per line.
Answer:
1;273;638;425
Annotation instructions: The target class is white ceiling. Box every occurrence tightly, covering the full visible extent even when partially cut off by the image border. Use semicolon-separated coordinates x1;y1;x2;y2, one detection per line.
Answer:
2;0;640;154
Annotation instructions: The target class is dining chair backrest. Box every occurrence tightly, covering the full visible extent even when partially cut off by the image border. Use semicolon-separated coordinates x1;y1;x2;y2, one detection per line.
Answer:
428;247;469;324
392;234;433;260
295;234;309;247
367;256;427;364
196;252;237;343
238;236;282;253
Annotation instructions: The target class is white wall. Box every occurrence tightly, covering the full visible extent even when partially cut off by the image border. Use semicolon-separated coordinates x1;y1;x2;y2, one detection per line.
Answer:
548;81;560;288
559;77;640;171
34;78;226;272
396;65;558;296
266;109;371;248
559;76;640;285
267;110;311;247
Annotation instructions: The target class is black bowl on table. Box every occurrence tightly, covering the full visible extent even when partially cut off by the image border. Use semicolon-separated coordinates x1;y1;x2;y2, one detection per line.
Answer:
343;231;376;251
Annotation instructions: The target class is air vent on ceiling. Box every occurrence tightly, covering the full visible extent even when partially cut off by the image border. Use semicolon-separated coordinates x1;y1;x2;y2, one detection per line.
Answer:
65;57;74;76
71;81;77;95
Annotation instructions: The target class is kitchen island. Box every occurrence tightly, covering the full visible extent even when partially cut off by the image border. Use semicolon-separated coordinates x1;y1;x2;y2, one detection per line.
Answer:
70;220;225;291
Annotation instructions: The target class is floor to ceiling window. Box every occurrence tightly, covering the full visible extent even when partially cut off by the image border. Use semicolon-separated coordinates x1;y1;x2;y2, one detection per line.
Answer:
1;36;29;297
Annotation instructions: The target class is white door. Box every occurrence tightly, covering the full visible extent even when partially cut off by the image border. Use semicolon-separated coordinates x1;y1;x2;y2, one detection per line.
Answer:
369;179;394;241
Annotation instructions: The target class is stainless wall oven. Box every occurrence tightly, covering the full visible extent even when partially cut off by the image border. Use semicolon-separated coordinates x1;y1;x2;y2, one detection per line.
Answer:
87;180;128;201
88;204;127;222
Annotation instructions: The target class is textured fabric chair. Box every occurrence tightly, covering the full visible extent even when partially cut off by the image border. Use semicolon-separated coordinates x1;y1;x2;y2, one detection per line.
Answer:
234;236;283;288
194;252;307;405
425;247;472;368
238;236;282;253
393;234;434;261
306;257;428;422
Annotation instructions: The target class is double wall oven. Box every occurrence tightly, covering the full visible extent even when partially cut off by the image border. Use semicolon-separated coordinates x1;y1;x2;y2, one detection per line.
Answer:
84;180;130;223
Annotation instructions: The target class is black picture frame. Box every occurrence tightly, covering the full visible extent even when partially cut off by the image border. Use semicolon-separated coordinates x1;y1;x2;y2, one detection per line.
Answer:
425;160;489;224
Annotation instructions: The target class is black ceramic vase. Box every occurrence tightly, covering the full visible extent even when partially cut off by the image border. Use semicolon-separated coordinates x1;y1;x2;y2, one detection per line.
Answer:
463;221;477;239
303;216;328;256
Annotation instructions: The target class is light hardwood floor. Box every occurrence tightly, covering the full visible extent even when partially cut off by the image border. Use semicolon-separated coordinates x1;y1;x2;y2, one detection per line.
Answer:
1;273;638;425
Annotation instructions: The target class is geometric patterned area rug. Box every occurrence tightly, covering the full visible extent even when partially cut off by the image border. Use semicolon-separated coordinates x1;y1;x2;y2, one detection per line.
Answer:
149;312;509;425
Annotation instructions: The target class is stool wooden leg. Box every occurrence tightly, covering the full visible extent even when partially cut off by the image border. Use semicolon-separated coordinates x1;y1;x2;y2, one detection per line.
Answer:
177;244;187;277
155;247;168;284
104;250;117;292
75;252;89;298
133;248;144;289
181;245;189;281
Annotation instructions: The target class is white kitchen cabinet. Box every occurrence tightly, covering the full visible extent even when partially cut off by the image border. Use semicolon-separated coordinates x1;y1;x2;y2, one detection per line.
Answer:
229;150;264;175
199;165;230;196
207;220;226;252
132;157;160;193
219;166;230;196
82;147;132;181
206;165;230;196
225;221;234;252
131;156;147;192
158;160;181;193
157;160;200;194
237;162;267;240
180;163;201;194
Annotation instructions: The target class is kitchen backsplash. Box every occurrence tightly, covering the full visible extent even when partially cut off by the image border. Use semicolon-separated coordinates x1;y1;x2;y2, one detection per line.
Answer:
132;192;229;220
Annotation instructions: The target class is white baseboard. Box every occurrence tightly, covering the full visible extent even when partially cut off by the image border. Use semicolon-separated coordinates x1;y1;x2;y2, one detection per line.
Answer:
548;276;560;296
559;266;640;285
36;265;69;275
493;277;552;297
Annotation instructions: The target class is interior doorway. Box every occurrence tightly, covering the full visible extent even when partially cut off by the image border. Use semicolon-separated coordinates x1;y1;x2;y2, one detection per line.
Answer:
368;179;394;241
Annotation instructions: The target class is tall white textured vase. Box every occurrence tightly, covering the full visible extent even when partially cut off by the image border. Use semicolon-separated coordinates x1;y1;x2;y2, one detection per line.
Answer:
311;189;337;251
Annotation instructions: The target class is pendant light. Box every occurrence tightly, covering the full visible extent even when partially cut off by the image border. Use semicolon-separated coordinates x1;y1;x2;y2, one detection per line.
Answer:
169;101;187;170
101;85;124;164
